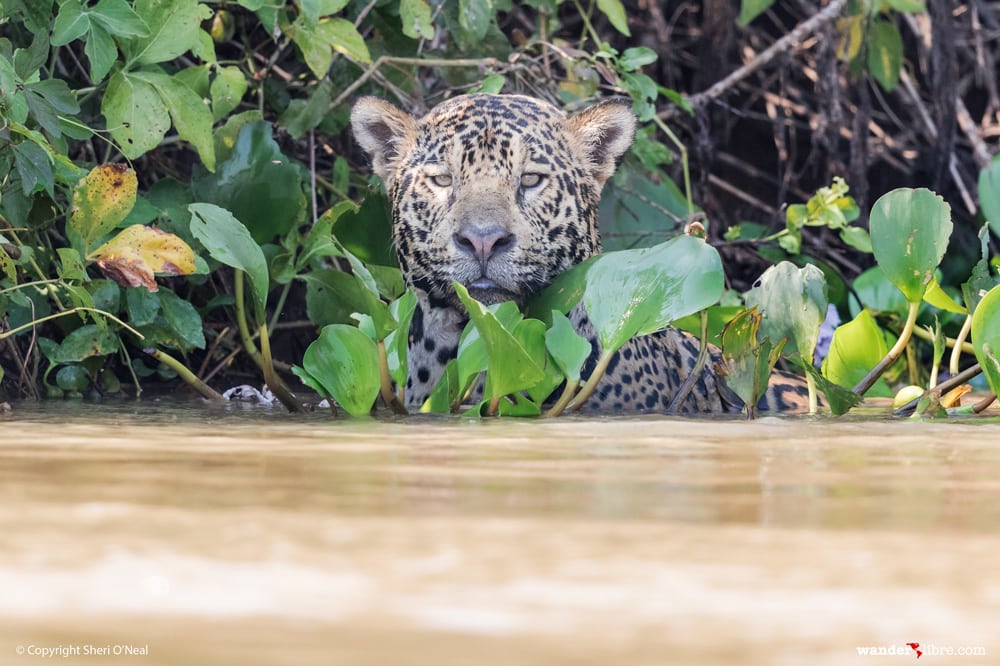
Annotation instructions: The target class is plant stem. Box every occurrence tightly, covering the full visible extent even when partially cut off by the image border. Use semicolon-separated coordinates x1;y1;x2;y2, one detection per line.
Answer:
544;378;580;418
0;307;144;341
893;362;982;416
258;322;304;412
852;300;919;396
567;350;614;411
949;315;973;376
487;395;501;416
377;339;408;415
805;371;818;414
233;270;264;370
909;321;975;355
651;116;694;216
668;311;710;412
144;348;224;401
267;280;293;333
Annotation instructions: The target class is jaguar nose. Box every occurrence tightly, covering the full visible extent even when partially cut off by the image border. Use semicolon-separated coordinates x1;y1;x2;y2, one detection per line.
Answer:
453;226;515;265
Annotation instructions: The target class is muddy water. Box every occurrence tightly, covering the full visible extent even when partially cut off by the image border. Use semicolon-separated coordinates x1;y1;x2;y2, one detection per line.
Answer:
1;401;998;665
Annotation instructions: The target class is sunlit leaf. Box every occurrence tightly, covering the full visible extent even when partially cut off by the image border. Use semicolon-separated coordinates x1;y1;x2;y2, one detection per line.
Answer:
454;282;544;400
69;164;138;253
971;284;1000;398
923;275;967;314
596;0;630;36
867;19;903;91
821;309;893;397
869;188;952;303
299;324;380;416
745;261;828;362
91;225;197;291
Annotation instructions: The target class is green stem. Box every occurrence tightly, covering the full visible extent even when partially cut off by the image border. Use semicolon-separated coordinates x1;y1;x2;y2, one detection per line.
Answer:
852;300;919;397
805;371;818;415
377;339;408;415
258;322;304;412
267;280;293;333
487;395;501;416
567;350;614;412
651;116;694;216
544;378;580;418
233;270;264;370
0;307;144;341
144;347;224;401
893;365;983;417
910;322;975;355
949;315;973;376
668;310;710;412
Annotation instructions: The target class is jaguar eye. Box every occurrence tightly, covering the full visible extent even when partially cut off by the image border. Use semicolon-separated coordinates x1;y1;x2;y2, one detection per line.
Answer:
520;173;546;189
429;173;453;188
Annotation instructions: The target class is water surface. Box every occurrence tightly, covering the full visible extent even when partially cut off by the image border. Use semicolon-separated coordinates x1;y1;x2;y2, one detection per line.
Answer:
2;400;998;664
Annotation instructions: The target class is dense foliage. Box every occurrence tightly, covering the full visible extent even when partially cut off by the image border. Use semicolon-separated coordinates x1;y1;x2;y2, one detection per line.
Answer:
1;1;999;417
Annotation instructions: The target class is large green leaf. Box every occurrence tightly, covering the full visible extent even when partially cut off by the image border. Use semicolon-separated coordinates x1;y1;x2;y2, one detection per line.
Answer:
298;324;380;416
385;290;418;389
821;309;893;397
869;188;952;303
545;310;591;383
102;71;171;159
188;203;269;319
744;262;828;361
124;0;211;65
130;70;215;171
583;234;724;351
979;157;1000;240
52;324;118;363
454;282;544;400
719;308;785;415
971;284;1000;397
191;122;304;243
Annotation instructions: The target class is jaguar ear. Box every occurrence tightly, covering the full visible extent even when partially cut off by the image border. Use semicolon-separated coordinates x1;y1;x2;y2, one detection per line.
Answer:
351;97;417;182
565;98;637;186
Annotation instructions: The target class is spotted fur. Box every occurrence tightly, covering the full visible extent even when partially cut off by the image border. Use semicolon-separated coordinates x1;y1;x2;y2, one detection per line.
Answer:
351;94;810;413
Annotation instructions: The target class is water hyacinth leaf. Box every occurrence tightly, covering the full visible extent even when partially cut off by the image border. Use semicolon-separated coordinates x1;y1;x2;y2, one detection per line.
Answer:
68;164;138;253
979;158;1000;240
583;235;724;352
301;268;394;338
91;225;197;291
385;289;418;388
456;300;523;397
497;396;542;417
962;224;999;313
719;308;786;415
923;275;967;314
188;203;269;318
971;284;1000;396
545;310;592;383
744;261;828;361
801;364;863;416
849;265;910;318
523;255;597;324
300;324;380;416
514;317;562;405
420;359;460;413
454;282;544;400
869;188;952;303
821;309;893;397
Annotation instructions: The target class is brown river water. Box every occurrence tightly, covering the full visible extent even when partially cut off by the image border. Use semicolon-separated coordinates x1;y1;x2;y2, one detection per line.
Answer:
1;399;998;665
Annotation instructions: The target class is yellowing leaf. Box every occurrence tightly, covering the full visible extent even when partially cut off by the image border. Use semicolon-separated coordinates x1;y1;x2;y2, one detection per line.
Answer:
69;163;138;253
91;224;197;292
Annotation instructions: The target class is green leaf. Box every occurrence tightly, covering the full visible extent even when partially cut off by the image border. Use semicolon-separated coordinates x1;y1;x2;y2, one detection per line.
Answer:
210;66;248;121
57;247;86;281
596;0;630;36
923;275;967;314
839;225;872;253
719;308;786;414
56;364;91;392
454;282;544;400
801;363;862;416
90;0;149;37
459;0;493;42
300;324;380;416
191;122;304;243
400;0;435;39
971;284;1000;397
867;19;903;91
279;79;333;139
11;140;54;196
737;0;774;26
885;0;925;12
583;234;724;351
318;17;371;63
979;157;1000;240
52;324;118;363
849;265;910;318
962;224;999;313
821;309;893;397
69;164;138;253
619;46;657;71
125;0;212;65
131;70;215;171
51;1;90;45
188;203;269;319
158;288;206;350
102;71;171;159
869;188;952;303
126;287;161;326
299;0;349;21
420;359;460;413
385;290;418;388
744;262;828;361
545;310;591;383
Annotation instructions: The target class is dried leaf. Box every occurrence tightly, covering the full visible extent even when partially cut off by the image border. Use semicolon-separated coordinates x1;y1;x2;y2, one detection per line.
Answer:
92;224;197;292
